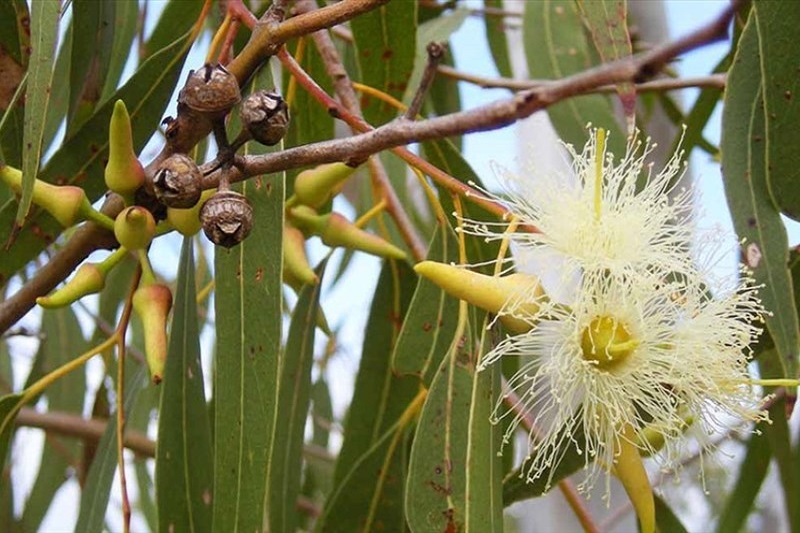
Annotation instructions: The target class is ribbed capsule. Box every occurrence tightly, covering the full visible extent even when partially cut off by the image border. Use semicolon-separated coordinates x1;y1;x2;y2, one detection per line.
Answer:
240;90;290;146
200;190;254;247
153;153;202;209
178;63;241;118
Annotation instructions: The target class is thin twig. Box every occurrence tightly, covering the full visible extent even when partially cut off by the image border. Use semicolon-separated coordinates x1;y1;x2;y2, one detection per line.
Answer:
405;42;447;120
436;64;727;93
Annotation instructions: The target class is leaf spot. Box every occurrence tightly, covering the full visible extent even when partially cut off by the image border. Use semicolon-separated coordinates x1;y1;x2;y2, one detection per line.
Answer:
745;242;762;268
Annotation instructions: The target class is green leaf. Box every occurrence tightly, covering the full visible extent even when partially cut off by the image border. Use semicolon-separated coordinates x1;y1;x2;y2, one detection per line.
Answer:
267;261;325;533
301;378;334;510
406;316;503;531
0;392;24;467
721;13;798;379
762;396;799;531
351;1;417;125
405;8;468;107
483;0;513;78
575;0;635;121
523;0;624;153
715;428;771;533
393;223;460;384
66;1;116;134
320;261;419;531
156;237;213;533
0;0;29;169
753;2;800;221
74;365;147;533
99;0;139;104
212;95;285;530
16;0;59;224
0;8;200;285
21;308;87;531
654;494;688;533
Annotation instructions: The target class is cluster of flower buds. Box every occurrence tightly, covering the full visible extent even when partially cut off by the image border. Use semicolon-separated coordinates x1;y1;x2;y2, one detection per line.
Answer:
282;162;407;289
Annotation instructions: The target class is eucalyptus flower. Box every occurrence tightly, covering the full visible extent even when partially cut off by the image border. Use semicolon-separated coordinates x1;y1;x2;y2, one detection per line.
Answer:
463;129;694;285
482;269;767;496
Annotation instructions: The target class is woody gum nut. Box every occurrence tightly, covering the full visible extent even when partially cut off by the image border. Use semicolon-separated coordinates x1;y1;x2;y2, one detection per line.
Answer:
179;63;240;118
167;188;215;236
294;162;357;209
320;213;406;261
240;90;290;146
36;263;105;308
133;284;173;384
413;261;544;334
153;153;202;208
105;100;145;197
283;225;318;286
114;206;156;250
200;190;254;247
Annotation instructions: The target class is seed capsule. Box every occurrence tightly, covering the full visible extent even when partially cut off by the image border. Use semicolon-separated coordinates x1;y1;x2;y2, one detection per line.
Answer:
200;190;254;247
153;153;202;208
178;63;241;118
240;90;290;146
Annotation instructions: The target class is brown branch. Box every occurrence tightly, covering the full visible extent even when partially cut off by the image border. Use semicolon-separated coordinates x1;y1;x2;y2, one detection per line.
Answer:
297;0;427;262
15;407;156;457
437;65;728;93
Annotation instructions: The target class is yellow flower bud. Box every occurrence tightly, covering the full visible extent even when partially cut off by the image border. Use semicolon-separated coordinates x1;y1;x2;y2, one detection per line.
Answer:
105;100;145;199
293;162;357;208
36;263;105;309
167;188;215;237
283;224;318;289
0;165;92;227
413;261;544;334
133;283;172;384
114;206;156;250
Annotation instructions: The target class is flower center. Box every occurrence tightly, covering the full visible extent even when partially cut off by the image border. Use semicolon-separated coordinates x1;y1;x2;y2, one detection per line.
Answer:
580;315;637;371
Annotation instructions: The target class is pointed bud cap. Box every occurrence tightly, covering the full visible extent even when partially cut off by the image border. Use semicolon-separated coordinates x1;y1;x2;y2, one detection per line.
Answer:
1;166;92;227
105;100;145;198
414;261;544;334
319;213;406;260
283;224;318;287
114;206;156;250
293;162;357;209
36;263;106;308
133;283;173;384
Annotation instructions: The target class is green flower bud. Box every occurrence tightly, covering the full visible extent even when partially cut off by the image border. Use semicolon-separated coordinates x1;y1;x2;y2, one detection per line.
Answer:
293;162;357;208
320;213;406;260
36;263;105;308
1;165;92;227
105;100;145;199
133;283;173;384
413;261;545;334
283;224;317;289
114;206;156;250
167;188;215;236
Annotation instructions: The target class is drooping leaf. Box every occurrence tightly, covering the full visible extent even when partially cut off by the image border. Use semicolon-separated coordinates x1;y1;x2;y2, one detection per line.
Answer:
715;428;771;533
21;308;87;531
66;0;116;134
17;0;59;224
523;0;624;154
156;237;213;532
0;0;29;169
212;65;285;530
721;13;798;379
0;3;202;285
351;1;417;125
753;2;800;221
483;0;513;79
576;0;635;123
267;261;325;533
319;261;419;532
654;494;688;533
99;0;140;104
74;365;148;533
406;313;503;531
393;223;460;384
